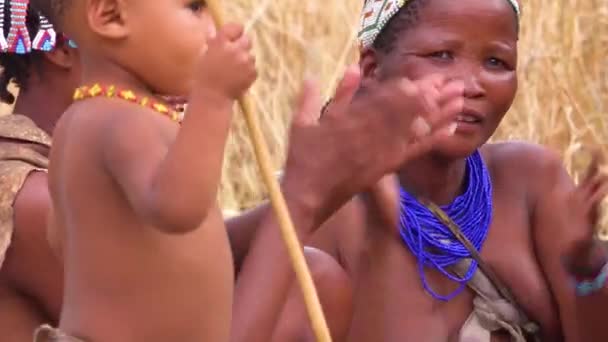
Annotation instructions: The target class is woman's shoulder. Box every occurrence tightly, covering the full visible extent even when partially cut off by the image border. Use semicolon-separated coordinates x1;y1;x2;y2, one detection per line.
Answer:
0;115;51;266
482;141;569;201
0;124;50;214
0;151;49;270
0;114;51;147
482;140;563;170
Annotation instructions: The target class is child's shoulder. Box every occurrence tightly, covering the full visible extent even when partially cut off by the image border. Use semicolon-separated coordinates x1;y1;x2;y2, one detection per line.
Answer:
65;97;178;138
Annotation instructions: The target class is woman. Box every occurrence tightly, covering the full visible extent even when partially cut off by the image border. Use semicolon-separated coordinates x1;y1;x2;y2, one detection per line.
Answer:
0;1;80;340
303;0;608;340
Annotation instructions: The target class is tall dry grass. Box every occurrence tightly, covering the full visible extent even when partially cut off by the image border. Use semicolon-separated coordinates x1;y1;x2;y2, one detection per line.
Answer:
218;0;608;219
1;1;605;225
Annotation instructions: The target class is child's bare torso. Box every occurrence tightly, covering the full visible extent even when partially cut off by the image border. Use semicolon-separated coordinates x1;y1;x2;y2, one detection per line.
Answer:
48;102;234;342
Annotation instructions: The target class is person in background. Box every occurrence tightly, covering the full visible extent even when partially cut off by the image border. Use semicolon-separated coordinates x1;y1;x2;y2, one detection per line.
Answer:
0;1;79;340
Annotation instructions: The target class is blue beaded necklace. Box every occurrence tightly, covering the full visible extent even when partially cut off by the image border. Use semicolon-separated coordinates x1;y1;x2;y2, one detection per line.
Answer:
399;150;493;301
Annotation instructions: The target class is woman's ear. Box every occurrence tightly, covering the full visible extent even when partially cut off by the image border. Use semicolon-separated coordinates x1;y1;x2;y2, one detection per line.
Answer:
42;42;74;69
359;47;381;89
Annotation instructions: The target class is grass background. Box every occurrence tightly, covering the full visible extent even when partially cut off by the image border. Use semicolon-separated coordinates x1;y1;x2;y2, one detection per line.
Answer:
2;0;606;230
216;0;607;227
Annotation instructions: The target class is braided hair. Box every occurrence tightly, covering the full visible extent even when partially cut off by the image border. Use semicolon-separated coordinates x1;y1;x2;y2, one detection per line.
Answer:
372;0;430;54
372;0;518;54
30;0;68;28
0;3;43;104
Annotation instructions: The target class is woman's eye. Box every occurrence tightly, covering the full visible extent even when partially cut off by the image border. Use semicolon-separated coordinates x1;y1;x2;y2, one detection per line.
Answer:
486;57;509;69
428;51;453;60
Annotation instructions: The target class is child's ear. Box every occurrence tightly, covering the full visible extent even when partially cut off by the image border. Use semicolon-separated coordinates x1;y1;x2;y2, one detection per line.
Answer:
86;0;129;40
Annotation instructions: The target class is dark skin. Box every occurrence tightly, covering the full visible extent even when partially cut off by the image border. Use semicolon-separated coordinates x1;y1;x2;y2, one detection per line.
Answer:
278;0;608;340
227;69;464;341
0;42;349;341
0;14;449;342
0;63;441;342
535;151;608;342
14;0;607;341
48;0;466;341
0;42;79;341
50;2;257;339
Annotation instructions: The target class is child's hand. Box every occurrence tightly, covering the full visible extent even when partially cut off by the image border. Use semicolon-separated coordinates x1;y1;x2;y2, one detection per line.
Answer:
195;23;257;100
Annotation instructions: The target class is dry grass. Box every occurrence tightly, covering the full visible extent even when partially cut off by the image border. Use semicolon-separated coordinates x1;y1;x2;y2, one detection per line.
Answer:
2;1;606;227
218;0;608;221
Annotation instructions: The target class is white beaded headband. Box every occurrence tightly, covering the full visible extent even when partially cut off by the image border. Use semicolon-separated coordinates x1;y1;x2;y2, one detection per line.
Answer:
0;0;76;54
358;0;520;49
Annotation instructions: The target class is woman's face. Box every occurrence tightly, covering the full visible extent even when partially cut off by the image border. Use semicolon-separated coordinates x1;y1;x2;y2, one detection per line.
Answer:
362;0;519;159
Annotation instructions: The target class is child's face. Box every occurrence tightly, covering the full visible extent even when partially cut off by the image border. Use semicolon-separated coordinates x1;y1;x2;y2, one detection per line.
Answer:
369;0;518;159
102;0;216;96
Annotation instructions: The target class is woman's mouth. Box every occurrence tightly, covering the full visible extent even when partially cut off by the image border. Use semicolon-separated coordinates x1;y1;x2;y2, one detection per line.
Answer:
454;111;484;134
456;112;483;124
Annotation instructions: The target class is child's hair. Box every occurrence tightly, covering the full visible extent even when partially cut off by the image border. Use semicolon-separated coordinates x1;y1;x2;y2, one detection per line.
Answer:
0;4;43;104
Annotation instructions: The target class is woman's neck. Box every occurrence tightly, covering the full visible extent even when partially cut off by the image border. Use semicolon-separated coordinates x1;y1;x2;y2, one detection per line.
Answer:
398;153;469;206
14;88;67;136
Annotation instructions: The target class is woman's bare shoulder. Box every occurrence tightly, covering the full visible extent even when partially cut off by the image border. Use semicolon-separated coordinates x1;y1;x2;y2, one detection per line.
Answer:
482;141;568;201
483;141;564;174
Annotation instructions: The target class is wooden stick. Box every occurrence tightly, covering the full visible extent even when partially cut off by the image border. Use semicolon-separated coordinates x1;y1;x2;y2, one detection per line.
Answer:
205;2;332;341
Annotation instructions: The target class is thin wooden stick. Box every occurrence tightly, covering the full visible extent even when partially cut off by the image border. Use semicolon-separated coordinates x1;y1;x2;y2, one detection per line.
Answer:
205;2;332;341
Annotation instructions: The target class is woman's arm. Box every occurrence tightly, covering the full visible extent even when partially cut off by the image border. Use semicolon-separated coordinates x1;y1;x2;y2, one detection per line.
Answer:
533;151;608;342
4;171;63;321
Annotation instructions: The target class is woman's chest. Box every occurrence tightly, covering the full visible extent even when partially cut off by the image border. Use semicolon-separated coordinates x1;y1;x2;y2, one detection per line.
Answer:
345;190;559;340
481;194;560;337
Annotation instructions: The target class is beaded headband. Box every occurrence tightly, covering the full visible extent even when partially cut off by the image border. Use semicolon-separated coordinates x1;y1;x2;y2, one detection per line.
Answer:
0;0;75;54
358;0;520;49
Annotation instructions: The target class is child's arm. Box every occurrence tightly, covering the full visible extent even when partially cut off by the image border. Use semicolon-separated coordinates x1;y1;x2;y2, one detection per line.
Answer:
99;98;229;233
100;24;255;234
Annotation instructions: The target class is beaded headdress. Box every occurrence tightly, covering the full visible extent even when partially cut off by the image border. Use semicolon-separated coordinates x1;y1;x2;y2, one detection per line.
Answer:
358;0;520;49
0;0;74;54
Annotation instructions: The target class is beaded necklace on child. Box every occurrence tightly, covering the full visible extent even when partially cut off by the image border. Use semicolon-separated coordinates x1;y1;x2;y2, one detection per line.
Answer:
73;84;184;123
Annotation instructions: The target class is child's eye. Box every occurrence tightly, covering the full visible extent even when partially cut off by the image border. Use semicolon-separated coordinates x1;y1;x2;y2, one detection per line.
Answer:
187;0;206;13
427;51;453;60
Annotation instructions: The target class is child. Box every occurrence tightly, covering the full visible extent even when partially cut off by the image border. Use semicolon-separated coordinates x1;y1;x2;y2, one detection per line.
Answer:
38;0;256;341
